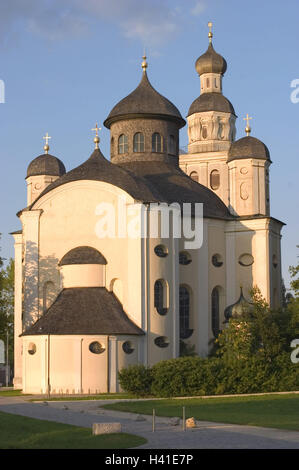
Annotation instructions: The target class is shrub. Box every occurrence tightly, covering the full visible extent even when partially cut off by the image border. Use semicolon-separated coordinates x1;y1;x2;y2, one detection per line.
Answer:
118;364;152;396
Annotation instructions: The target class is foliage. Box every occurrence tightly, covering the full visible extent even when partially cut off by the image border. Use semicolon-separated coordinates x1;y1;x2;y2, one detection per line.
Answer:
179;340;197;357
118;364;153;396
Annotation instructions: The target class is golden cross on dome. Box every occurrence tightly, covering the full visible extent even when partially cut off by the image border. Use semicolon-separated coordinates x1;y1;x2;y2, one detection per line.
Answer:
141;51;148;72
43;132;51;154
92;123;101;149
208;21;213;43
243;114;252;136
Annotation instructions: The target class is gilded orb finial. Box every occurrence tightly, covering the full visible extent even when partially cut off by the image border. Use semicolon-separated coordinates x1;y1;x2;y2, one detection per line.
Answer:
43;132;51;154
92;123;101;149
243;113;252;136
208;21;213;43
141;53;148;73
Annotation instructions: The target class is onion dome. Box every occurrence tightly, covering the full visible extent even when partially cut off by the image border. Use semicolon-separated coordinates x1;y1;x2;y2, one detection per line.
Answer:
58;246;107;266
26;154;66;178
228;136;271;163
224;288;254;323
188;92;235;117
195;42;227;76
104;56;185;129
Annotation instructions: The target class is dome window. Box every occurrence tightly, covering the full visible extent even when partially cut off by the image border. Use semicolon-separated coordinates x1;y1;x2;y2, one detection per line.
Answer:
118;134;128;154
152;133;162;153
212;254;223;267
154;336;170;348
238;253;254;267
190;171;199;182
210;170;220;190
28;343;36;355
122;341;135;354
89;341;105;354
154;245;168;258
179;251;192;265
154;280;168;315
133;132;145;152
169;135;176;155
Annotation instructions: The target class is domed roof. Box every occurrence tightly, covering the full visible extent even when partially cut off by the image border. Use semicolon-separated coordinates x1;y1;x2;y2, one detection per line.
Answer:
59;246;107;266
104;70;185;129
27;153;66;178
29;147;162;208
228;136;271;163
195;43;227;76
224;288;254;323
188;92;235;116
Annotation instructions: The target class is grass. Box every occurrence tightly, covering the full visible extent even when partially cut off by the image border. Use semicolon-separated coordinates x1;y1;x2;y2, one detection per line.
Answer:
0;389;24;397
0;411;146;449
101;393;299;432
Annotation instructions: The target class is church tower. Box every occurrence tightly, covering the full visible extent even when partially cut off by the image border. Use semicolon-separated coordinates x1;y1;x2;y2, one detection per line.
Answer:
26;134;66;205
180;23;236;206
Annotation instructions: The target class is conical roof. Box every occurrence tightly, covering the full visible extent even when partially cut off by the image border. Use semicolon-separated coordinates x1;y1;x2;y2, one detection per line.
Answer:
104;71;185;129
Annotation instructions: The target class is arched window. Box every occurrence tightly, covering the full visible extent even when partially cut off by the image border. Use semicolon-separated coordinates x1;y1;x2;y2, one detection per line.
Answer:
133;132;144;152
190;171;199;182
179;286;193;339
118;134;128;154
169;135;175;155
154;280;168;315
211;287;220;337
210;170;220;190
202;127;208;139
152;133;162;152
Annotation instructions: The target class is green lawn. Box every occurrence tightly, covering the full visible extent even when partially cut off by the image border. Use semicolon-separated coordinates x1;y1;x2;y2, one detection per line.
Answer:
0;411;146;449
0;389;24;397
101;393;299;431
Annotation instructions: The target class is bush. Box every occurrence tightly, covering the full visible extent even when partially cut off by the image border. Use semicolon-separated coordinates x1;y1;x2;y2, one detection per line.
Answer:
118;364;152;396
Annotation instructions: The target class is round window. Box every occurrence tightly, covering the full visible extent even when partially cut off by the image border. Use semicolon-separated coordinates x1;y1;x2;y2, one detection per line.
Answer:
154;336;170;348
28;343;36;355
179;251;192;265
122;341;134;354
212;254;223;267
154;245;168;258
89;341;105;354
238;254;254;267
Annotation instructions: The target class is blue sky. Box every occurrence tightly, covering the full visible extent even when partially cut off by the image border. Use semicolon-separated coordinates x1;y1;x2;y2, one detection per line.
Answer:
0;0;298;289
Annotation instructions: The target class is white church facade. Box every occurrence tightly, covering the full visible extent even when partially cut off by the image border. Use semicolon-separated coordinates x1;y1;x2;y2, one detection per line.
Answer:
12;27;284;394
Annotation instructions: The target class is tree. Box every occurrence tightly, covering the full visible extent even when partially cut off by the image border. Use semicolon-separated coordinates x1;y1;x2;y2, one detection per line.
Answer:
0;235;14;379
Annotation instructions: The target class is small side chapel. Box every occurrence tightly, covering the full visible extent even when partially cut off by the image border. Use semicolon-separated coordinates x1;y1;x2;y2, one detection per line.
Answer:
12;24;284;394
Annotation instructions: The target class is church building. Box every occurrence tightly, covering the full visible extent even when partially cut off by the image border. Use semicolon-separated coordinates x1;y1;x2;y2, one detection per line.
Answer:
12;25;284;394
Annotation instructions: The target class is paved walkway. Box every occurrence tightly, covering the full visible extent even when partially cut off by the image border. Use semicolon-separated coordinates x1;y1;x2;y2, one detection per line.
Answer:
1;395;299;449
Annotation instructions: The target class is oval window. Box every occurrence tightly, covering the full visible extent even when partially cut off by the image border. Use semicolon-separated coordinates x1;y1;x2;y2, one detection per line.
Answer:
202;127;208;139
89;341;105;354
238;254;254;267
122;341;134;354
179;251;192;265
28;343;36;355
154;336;170;348
154;245;168;258
210;170;220;190
212;254;223;267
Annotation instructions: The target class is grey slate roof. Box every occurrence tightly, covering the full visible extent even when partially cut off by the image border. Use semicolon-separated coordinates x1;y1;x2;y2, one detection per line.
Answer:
195;43;227;76
104;71;185;129
118;160;233;219
22;287;144;336
59;246;107;266
30;148;162;207
228;136;271;162
188;92;236;116
27;154;66;178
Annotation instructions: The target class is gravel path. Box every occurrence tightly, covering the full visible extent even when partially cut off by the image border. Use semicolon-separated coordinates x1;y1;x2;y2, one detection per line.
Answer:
1;396;299;449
